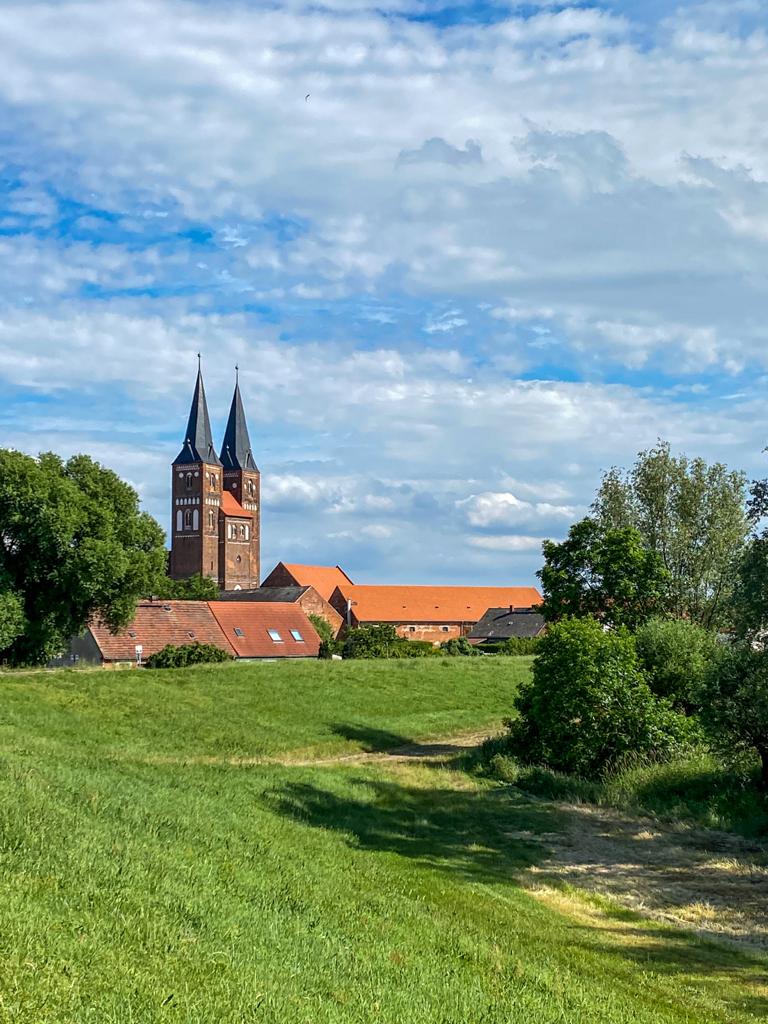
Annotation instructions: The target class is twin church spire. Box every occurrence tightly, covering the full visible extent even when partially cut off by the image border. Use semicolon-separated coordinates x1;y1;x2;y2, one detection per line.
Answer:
175;360;258;472
171;359;261;590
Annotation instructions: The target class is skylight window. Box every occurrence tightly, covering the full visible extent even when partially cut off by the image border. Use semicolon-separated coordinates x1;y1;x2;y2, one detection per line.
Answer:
234;627;245;638
268;629;283;643
290;629;304;642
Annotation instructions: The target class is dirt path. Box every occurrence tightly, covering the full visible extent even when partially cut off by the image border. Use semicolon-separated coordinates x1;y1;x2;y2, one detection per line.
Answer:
140;728;492;768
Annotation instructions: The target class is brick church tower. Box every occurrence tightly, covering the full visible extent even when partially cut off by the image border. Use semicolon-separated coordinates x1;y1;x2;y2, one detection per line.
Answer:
169;362;260;590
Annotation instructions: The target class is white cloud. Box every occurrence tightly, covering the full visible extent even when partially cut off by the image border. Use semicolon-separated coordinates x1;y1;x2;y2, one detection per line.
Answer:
458;491;575;528
468;535;546;552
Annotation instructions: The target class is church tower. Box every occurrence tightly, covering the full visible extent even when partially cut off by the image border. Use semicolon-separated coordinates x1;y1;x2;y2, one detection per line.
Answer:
219;370;261;589
169;360;223;582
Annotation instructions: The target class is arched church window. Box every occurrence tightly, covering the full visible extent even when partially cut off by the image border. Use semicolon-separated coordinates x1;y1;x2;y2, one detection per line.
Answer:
193;509;199;531
176;510;183;532
208;510;215;530
184;509;193;529
185;473;193;490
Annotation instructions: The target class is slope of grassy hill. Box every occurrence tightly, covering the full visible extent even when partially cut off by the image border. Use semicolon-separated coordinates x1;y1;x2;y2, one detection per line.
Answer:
0;659;766;1023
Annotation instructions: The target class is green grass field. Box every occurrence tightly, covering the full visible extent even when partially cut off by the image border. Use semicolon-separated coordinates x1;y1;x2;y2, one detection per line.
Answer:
1;659;766;1023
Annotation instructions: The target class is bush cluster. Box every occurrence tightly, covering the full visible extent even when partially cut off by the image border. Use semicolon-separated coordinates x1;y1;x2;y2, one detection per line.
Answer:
144;642;233;669
478;636;541;656
341;624;436;659
507;617;699;778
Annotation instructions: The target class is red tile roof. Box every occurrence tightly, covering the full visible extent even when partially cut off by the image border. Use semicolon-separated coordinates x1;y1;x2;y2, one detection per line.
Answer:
335;585;542;624
279;564;354;602
208;602;320;658
220;491;251;517
90;601;234;662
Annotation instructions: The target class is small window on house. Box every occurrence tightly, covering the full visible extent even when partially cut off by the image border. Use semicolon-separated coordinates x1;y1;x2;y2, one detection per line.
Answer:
409;626;416;633
267;629;283;643
234;627;245;638
187;631;196;640
128;630;137;639
290;629;304;642
441;626;450;632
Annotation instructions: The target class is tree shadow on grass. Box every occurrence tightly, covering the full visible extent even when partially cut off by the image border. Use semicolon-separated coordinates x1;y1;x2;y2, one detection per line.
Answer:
328;723;412;753
265;772;768;1013
328;722;480;762
267;774;554;881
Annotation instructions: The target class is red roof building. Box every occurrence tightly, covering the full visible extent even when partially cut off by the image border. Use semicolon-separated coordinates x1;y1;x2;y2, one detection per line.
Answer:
329;584;543;646
261;562;354;603
86;601;235;666
59;599;320;668
208;602;320;659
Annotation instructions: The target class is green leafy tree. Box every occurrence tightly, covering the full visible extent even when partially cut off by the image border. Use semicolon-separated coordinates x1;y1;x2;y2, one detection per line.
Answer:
440;637;480;656
539;518;668;629
342;623;401;659
308;613;338;659
0;449;167;666
701;644;768;789
151;573;219;601
0;580;24;651
634;617;717;712
593;441;748;628
145;642;233;669
508;617;697;777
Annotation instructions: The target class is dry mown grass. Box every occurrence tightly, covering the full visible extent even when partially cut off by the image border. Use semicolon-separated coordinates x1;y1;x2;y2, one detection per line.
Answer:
508;801;768;949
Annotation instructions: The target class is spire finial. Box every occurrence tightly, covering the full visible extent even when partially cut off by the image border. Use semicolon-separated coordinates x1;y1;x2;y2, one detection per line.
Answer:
197;352;202;371
235;364;239;384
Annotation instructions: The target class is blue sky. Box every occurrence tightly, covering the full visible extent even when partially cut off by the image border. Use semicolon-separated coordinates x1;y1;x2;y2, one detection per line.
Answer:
2;0;768;586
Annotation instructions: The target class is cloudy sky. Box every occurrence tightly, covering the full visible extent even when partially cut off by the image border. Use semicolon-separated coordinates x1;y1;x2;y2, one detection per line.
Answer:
2;0;768;586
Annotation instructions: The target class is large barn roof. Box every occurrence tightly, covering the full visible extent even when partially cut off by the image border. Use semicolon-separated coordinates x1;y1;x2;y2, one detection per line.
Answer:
266;563;354;602
334;585;542;624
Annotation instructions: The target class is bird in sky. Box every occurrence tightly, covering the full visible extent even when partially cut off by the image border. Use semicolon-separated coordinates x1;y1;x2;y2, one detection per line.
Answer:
305;93;310;102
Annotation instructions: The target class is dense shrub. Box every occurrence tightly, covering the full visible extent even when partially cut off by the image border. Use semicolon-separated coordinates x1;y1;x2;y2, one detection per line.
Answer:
701;643;768;789
399;640;436;657
308;614;339;659
479;636;541;656
440;637;480;656
507;617;698;778
342;624;400;659
342;625;436;659
634;617;717;712
144;642;233;669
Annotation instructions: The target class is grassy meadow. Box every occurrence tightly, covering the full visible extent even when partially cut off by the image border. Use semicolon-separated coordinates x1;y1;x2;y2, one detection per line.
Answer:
1;658;767;1023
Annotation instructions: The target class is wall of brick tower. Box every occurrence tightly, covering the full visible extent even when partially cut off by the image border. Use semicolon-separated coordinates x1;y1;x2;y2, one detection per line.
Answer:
222;467;260;588
170;462;222;581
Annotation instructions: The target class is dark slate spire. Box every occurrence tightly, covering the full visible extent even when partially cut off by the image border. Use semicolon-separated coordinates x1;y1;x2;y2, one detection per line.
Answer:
221;367;258;472
174;357;222;466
